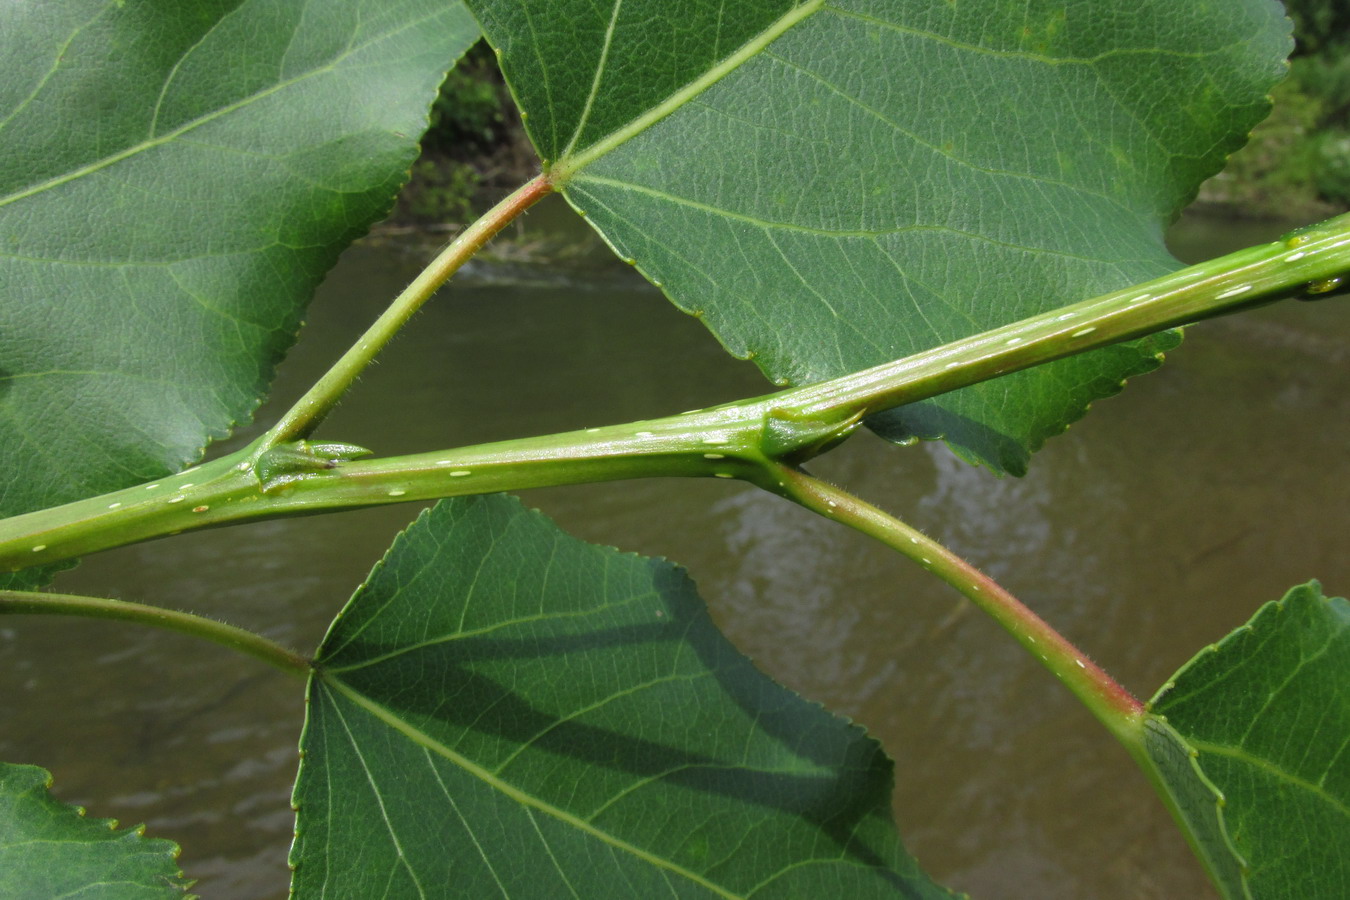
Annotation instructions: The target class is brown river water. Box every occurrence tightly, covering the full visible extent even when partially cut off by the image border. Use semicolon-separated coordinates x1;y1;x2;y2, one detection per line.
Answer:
2;202;1347;898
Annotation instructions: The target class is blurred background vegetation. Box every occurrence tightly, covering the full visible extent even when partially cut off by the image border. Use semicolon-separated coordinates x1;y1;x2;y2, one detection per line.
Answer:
386;42;532;228
1197;0;1350;217
392;2;1350;228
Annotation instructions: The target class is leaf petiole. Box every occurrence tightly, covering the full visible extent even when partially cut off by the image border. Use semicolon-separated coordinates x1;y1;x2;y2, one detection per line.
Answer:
258;173;554;452
773;466;1146;745
0;590;310;677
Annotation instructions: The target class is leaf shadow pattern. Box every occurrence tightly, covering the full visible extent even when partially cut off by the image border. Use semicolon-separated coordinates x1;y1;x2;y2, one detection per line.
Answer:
868;402;1026;475
863;328;1179;477
299;495;944;896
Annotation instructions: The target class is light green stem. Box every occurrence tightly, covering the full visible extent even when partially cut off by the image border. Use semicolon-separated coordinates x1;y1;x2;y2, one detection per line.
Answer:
260;173;554;450
2;212;1349;574
0;590;310;677
772;466;1145;745
775;213;1350;423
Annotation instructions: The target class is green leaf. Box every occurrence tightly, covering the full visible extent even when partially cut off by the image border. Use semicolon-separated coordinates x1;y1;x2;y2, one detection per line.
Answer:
0;1;478;528
471;0;1289;474
1142;582;1350;899
0;563;73;593
0;761;191;898
291;495;953;898
1136;717;1248;899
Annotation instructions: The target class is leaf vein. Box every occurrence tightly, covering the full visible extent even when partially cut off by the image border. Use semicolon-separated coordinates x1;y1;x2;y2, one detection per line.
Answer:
324;675;744;900
759;46;1136;215
328;694;428;898
494;669;716;777
1189;737;1350;821
0;5;110;135
0;6;443;212
824;5;1225;67
573;174;1135;262
555;0;825;178
559;0;625;161
524;806;583;899
423;746;511;897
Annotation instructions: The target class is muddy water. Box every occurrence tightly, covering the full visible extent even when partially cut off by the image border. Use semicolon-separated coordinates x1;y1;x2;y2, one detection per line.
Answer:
3;203;1347;898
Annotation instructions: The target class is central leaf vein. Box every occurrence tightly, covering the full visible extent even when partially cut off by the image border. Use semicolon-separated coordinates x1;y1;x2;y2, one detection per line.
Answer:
553;0;825;179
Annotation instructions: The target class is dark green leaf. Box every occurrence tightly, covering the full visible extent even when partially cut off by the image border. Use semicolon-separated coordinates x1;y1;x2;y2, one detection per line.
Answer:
0;761;191;898
1144;581;1350;899
471;0;1288;474
0;0;478;529
291;495;954;898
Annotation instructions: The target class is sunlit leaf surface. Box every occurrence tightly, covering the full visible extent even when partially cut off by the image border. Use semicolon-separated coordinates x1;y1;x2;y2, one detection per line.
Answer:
0;0;478;552
471;0;1289;474
1144;582;1350;899
0;762;190;898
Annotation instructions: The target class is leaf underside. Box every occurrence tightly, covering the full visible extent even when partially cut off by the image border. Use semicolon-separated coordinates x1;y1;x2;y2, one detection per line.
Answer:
0;0;479;583
472;0;1290;474
0;762;191;898
291;495;955;898
1144;582;1350;899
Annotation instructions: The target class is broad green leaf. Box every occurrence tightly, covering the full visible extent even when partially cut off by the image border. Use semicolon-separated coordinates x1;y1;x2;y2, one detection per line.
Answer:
0;761;191;897
291;495;954;898
0;1;478;543
1142;582;1350;899
470;0;1288;474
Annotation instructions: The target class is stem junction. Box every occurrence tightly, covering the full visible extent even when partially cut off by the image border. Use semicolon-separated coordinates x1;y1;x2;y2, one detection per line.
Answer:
1;207;1348;581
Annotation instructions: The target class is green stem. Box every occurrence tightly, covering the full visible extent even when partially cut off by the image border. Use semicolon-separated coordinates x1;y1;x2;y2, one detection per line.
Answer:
2;213;1349;572
773;212;1350;424
0;590;310;677
773;466;1145;744
260;173;554;450
0;401;792;569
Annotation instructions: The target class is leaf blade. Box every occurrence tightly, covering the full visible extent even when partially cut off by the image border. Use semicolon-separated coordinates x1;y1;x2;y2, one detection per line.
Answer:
0;761;191;898
1137;717;1249;899
1143;582;1350;899
472;0;1288;473
291;495;955;898
0;0;478;534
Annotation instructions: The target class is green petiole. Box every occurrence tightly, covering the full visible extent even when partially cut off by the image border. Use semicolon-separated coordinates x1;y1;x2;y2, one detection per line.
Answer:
0;590;310;677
